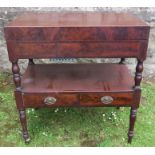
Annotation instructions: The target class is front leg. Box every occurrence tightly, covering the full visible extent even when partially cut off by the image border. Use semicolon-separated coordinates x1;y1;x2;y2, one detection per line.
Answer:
19;109;30;143
128;59;143;143
128;107;137;143
12;60;30;143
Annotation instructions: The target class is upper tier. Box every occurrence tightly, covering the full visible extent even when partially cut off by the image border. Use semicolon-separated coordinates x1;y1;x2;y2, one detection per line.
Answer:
4;12;150;61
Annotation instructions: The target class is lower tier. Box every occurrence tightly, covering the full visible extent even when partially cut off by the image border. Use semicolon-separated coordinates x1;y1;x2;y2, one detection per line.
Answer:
20;63;136;108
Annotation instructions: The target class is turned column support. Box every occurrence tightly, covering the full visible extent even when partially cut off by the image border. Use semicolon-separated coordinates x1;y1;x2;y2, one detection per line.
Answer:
134;59;143;90
128;59;143;144
12;60;21;91
12;60;30;143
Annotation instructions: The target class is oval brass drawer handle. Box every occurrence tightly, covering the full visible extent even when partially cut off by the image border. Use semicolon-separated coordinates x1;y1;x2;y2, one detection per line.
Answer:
101;96;113;104
44;97;57;105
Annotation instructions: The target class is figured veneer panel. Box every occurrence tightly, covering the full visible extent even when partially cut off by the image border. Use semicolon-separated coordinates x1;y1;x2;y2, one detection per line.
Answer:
23;93;79;108
6;41;145;61
80;92;134;107
4;12;149;42
4;12;150;61
4;27;149;42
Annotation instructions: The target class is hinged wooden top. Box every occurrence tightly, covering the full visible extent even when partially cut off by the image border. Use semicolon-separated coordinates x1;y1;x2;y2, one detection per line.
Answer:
6;12;148;27
4;12;150;42
4;12;150;61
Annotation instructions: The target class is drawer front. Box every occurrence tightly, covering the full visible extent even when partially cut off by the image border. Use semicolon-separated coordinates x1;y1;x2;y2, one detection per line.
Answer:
7;41;147;61
23;93;79;108
80;92;134;107
4;27;150;42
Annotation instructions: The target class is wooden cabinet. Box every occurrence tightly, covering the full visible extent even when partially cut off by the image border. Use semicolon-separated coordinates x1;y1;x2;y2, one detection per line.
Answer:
4;12;150;144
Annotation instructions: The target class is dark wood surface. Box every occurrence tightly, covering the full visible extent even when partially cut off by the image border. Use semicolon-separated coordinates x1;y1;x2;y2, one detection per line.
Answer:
6;41;147;61
23;93;79;108
21;63;134;93
80;92;133;107
5;12;148;27
4;12;150;61
4;12;150;144
22;63;134;108
5;27;149;41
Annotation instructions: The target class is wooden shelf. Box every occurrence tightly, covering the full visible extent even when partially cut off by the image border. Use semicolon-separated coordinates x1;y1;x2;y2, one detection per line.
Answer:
21;63;134;93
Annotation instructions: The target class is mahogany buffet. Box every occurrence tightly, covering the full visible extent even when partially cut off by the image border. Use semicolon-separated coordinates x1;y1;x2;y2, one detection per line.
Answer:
4;12;150;144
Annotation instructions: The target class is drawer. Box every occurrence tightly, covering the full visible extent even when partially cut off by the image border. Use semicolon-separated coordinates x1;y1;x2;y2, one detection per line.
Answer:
80;92;134;107
6;41;147;61
22;93;79;108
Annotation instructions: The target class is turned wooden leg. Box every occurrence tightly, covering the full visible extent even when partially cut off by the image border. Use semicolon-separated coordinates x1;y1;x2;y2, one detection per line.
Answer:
127;59;143;143
19;109;30;143
12;60;30;143
119;58;125;64
128;107;137;143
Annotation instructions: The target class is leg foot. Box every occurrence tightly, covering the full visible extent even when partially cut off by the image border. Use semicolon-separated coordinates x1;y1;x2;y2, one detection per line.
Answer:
128;107;137;144
19;110;30;143
23;131;30;144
